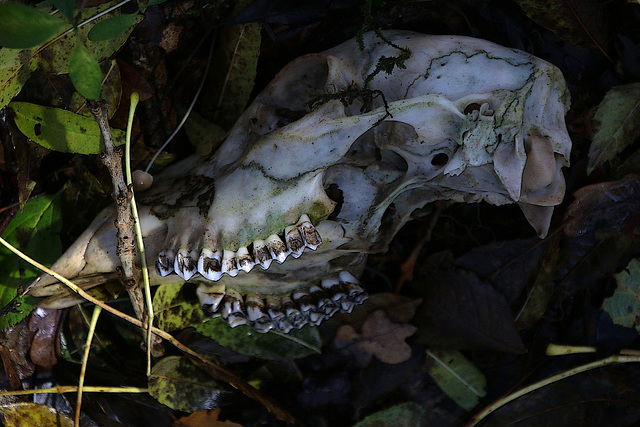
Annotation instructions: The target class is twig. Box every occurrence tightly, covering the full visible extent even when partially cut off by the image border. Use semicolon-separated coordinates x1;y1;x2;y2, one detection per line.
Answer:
87;100;147;326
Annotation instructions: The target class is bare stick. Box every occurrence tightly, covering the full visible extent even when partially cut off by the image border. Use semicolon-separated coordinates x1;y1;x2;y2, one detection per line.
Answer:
87;101;146;325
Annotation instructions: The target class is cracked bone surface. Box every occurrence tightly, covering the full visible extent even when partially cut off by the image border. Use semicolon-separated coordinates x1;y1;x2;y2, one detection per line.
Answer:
29;31;572;332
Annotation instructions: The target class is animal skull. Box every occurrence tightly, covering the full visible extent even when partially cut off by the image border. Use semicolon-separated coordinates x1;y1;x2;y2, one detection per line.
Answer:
30;31;572;333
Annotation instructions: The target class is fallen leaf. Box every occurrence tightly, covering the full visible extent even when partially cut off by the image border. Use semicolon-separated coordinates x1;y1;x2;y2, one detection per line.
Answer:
513;0;608;53
563;174;640;238
603;258;640;331
589;83;640;173
205;0;261;129
514;233;561;330
28;308;62;370
333;309;417;367
413;268;525;353
353;401;428;427
173;408;242;427
0;402;74;427
426;349;486;411
148;356;234;413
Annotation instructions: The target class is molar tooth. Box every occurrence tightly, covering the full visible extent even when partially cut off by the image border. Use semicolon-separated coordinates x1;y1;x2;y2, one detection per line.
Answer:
236;247;255;273
253;240;272;270
312;283;339;317
340;299;356;313
339;271;369;304
245;293;273;333
281;296;305;328
174;249;198;280
266;234;289;264
156;251;175;277
321;277;348;303
307;311;325;326
221;250;239;277
198;249;223;281
284;225;305;258
293;290;315;313
266;297;293;333
297;214;322;250
221;289;246;328
196;282;225;312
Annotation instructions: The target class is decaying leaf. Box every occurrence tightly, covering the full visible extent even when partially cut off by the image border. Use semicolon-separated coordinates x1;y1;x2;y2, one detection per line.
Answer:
589;83;640;173
353;401;428;427
149;356;234;413
563;174;640;237
173;408;242;427
514;0;608;52
333;309;417;367
603;258;640;331
205;0;261;129
0;402;74;427
515;233;561;330
413;268;525;353
426;349;487;411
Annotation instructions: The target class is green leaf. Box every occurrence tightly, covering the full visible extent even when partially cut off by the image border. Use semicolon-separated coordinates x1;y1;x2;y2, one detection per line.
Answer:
603;258;640;330
589;83;640;174
197;317;322;360
0;3;64;48
88;13;139;42
0;0;142;110
49;0;75;22
10;101;126;154
426;349;487;411
354;402;429;427
0;402;74;427
204;0;261;129
69;42;103;99
0;193;62;328
154;282;205;332
149;356;233;413
145;0;169;8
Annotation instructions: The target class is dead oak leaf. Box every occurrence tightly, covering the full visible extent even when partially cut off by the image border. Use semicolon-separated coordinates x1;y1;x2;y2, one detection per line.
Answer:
334;309;417;367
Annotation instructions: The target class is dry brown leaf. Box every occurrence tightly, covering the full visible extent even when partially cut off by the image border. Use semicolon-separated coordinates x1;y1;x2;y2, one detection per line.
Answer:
333;310;417;367
173;408;242;427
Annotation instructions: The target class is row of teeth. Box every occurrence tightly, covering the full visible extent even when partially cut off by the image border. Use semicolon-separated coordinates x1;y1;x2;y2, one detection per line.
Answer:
197;271;368;333
156;215;322;281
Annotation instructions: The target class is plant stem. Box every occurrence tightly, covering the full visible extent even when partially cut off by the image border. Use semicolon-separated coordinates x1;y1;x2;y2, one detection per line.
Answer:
87;100;147;327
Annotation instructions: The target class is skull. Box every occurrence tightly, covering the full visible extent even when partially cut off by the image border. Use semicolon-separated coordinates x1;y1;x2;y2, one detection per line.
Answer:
30;31;571;333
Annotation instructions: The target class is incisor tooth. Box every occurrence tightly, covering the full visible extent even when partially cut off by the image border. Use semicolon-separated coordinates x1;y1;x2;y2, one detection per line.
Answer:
156;251;175;277
236;246;255;273
174;249;197;280
267;234;289;264
253;240;272;269
297;214;322;250
198;248;223;281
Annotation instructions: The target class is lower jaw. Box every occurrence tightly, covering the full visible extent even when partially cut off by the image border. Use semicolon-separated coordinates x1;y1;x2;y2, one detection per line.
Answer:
196;270;368;333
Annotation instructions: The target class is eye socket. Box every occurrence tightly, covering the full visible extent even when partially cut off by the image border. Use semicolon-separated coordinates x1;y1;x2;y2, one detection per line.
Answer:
431;153;449;166
464;103;481;115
